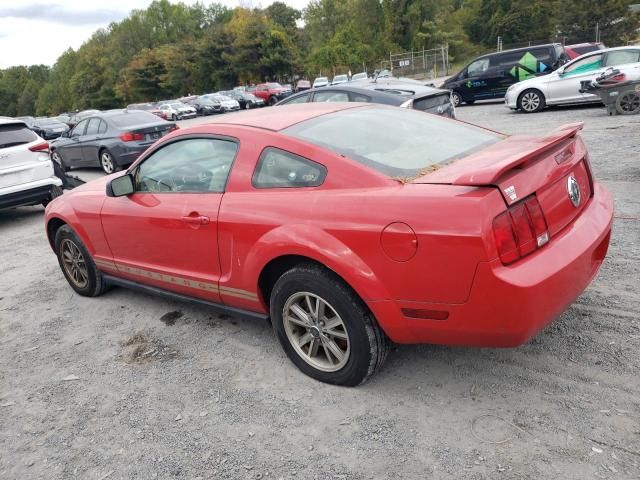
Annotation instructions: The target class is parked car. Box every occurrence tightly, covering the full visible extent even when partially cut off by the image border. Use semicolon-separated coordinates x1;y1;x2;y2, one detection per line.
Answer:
203;94;240;112
127;103;168;120
443;43;567;106
32;117;70;139
157;102;197;121
67;110;100;128
565;42;605;60
16;116;45;137
0;117;62;209
53;113;71;125
295;80;311;92
277;84;455;118
331;74;349;85
312;77;329;88
505;46;640;113
50;110;177;174
220;91;264;109
351;72;368;81
182;96;223;115
43;103;612;385
253;83;293;106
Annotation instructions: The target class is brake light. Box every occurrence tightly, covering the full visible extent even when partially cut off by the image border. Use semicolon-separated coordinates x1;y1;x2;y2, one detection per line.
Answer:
29;142;50;153
492;196;549;265
119;132;144;142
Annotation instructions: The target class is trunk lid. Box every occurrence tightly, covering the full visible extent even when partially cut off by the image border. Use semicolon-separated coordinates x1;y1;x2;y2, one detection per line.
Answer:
414;123;593;237
127;122;176;144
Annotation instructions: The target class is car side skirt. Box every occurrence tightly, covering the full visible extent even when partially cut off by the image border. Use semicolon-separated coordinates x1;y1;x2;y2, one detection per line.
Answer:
103;274;269;323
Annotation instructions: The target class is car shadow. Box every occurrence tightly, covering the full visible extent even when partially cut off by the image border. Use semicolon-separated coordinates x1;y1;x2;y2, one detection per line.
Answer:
0;206;44;226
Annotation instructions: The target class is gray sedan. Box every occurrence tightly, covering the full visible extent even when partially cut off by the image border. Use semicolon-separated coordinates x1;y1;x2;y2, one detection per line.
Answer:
50;110;176;174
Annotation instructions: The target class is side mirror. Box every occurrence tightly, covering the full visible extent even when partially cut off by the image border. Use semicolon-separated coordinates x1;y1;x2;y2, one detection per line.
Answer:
557;66;565;75
107;174;134;197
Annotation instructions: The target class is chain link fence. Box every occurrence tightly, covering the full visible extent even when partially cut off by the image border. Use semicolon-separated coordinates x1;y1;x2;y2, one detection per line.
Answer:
381;45;450;79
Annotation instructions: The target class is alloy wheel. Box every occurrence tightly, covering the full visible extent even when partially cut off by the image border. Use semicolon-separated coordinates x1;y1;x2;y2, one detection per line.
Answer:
100;151;115;174
282;292;350;372
60;239;89;289
451;92;462;107
617;92;640;115
521;92;541;112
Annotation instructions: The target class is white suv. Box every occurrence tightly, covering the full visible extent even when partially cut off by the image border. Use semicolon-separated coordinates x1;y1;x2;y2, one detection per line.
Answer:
0;118;63;210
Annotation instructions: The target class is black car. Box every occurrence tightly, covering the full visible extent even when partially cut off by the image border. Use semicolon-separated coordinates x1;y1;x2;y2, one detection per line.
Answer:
220;90;265;109
276;84;455;118
50;110;177;174
66;110;100;128
442;43;566;106
182;96;223;115
32;117;70;140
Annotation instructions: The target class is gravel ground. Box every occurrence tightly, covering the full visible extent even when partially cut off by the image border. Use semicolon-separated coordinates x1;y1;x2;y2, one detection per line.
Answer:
1;102;639;479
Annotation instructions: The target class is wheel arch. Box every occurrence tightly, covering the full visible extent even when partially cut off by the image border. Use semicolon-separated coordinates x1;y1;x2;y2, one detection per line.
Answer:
46;216;67;251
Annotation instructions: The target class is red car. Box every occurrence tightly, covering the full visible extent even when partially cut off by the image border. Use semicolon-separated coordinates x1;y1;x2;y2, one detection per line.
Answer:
564;42;605;60
253;82;293;105
44;104;613;386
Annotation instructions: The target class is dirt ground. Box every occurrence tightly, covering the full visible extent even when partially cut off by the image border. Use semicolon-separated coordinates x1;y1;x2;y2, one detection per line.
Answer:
1;102;638;480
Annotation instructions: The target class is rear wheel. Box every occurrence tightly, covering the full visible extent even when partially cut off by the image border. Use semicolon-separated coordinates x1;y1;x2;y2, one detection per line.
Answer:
616;91;640;115
518;89;545;113
270;264;389;386
99;149;119;175
51;150;69;172
54;225;106;297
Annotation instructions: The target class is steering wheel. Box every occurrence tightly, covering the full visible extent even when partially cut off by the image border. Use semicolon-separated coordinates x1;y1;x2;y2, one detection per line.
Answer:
170;163;214;191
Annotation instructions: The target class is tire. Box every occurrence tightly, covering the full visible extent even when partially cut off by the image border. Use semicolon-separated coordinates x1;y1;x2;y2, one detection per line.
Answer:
615;91;640;115
51;150;69;172
270;264;389;386
517;89;546;113
171;114;177;121
245;102;251;110
42;185;63;207
268;96;278;106
54;225;106;297
451;92;462;107
99;149;120;175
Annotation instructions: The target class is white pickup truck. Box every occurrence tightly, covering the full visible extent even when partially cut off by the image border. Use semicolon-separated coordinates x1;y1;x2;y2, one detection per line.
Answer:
0;117;63;210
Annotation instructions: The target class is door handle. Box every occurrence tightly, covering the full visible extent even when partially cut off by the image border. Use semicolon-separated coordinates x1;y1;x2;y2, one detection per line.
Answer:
181;214;210;225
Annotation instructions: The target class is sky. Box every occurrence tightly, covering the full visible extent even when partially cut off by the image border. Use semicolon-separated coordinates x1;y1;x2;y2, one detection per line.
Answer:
0;0;309;69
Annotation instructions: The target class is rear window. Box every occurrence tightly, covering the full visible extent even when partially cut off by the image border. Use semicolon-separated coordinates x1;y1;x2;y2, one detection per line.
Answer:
109;112;161;128
413;93;451;111
283;106;502;178
0;123;37;149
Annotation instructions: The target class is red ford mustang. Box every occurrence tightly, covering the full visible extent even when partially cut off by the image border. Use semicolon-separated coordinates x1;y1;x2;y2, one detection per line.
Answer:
44;103;613;386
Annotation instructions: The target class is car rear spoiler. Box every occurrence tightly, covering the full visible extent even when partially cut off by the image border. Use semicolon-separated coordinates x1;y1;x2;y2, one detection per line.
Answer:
414;123;584;186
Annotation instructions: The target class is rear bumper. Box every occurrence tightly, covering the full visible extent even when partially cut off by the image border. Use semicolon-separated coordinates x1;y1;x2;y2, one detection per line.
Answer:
369;183;614;347
0;178;62;209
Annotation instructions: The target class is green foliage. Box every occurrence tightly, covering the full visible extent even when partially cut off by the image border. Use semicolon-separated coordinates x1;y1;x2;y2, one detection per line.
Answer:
1;0;638;116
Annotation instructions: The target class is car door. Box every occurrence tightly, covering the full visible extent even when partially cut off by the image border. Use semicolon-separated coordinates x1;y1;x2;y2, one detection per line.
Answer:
60;119;89;166
100;136;239;303
459;57;491;102
547;52;605;104
81;117;104;165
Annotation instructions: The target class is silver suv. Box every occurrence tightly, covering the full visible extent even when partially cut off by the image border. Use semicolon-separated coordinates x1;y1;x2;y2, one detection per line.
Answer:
0;117;63;210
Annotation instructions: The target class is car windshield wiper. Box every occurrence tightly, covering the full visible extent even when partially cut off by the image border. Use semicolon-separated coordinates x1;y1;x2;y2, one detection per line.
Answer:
0;141;29;149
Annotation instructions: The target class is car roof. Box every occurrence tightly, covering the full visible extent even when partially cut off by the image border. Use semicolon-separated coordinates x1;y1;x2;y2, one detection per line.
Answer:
350;78;448;95
204;102;363;131
282;86;407;106
475;43;561;60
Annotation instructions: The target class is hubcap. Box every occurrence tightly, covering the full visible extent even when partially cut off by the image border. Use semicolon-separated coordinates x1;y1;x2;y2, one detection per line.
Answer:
60;239;88;289
282;292;350;372
452;93;461;106
521;92;540;112
101;152;114;174
52;151;61;164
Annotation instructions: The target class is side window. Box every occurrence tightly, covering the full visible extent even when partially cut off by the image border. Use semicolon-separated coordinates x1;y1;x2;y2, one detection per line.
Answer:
253;147;327;188
71;119;88;136
350;93;371;102
605;50;640;67
467;58;490;77
563;54;603;75
313;91;350;102
135;138;237;193
85;118;101;135
98;120;108;134
284;93;310;104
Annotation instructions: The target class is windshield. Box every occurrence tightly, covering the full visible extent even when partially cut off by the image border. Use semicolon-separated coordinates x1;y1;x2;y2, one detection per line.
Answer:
283;106;502;178
169;103;185;108
314;77;328;84
333;75;348;82
267;83;282;89
36;119;63;126
110;112;160;127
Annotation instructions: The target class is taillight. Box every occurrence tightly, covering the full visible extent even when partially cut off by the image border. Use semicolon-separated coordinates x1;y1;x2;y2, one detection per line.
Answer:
119;132;144;142
492;196;549;265
29;142;50;153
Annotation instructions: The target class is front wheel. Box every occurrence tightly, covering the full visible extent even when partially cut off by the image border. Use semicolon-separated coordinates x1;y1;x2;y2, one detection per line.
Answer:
270;264;389;386
518;89;546;113
451;91;462;107
51;150;69;172
268;96;278;106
